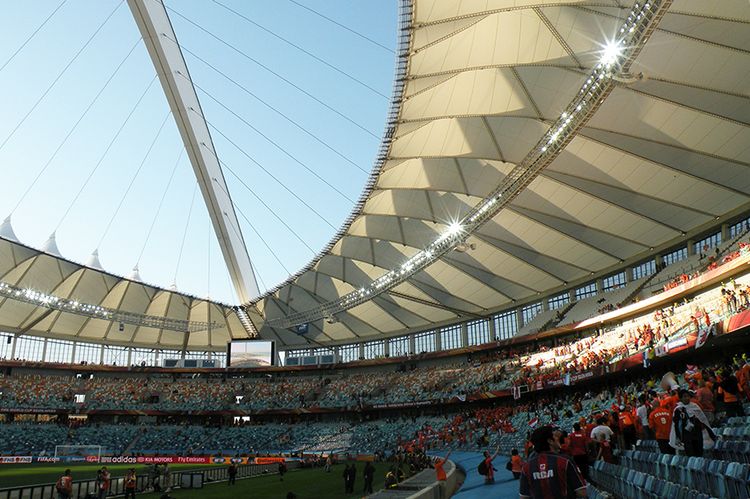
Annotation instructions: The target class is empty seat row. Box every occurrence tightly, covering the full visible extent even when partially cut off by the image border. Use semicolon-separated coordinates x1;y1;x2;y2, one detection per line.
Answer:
619;450;750;498
590;461;712;499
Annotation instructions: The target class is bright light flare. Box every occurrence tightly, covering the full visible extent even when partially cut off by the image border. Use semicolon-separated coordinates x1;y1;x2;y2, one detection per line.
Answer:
600;41;623;66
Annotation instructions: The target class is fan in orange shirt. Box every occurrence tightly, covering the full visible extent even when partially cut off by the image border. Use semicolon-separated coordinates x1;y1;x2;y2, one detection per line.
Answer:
649;401;674;455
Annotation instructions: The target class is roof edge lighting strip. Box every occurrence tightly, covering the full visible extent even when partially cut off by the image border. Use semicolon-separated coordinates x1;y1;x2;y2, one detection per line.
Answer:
0;281;222;333
266;0;672;329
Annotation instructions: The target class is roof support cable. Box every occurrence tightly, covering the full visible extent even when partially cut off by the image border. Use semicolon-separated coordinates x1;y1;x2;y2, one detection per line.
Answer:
286;0;394;54
0;0;68;74
207;0;389;99
54;74;159;232
8;37;143;217
159;14;379;139
211;155;319;256
180;44;370;174
0;0;125;154
135;148;184;266
177;44;368;174
188;78;356;203
95;110;173;249
173;185;198;286
199;117;338;231
210;167;300;275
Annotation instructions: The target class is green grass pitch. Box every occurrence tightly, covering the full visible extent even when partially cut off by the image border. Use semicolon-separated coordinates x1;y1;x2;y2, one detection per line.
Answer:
0;461;395;498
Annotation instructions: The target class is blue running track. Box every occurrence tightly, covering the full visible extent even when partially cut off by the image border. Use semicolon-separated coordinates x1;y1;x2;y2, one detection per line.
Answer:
431;451;520;498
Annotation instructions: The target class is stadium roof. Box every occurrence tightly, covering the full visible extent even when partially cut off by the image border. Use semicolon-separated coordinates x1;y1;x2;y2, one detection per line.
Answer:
252;0;750;346
1;0;749;350
0;234;251;350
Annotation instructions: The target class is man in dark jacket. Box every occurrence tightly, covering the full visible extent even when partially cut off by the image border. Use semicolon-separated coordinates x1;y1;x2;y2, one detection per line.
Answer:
363;461;375;494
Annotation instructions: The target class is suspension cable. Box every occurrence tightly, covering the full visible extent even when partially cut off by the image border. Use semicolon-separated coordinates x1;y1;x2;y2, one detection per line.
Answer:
173;184;198;285
10;37;142;216
0;0;125;154
286;0;394;54
208;0;388;99
135;148;183;265
190;79;355;203
54;74;158;231
214;156;318;255
199;118;337;230
178;45;368;174
161;15;378;139
208;166;300;292
95;110;172;248
0;0;68;74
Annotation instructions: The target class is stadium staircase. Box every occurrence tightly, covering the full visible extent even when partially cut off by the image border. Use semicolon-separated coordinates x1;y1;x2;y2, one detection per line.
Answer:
703;228;750;271
544;302;576;331
121;428;145;455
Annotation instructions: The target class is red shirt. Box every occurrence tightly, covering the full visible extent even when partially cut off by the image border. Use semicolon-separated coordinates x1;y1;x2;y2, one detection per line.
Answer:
649;406;672;440
435;459;447;481
567;431;589;457
696;387;714;412
520;452;586;498
484;457;494;479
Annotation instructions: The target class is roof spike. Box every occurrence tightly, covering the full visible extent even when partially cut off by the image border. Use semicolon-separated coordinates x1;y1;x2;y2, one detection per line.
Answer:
0;216;18;242
128;265;142;282
86;249;103;270
42;232;62;257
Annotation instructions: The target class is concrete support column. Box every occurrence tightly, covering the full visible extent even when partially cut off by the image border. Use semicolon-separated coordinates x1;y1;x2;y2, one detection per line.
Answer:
461;322;469;348
721;223;730;242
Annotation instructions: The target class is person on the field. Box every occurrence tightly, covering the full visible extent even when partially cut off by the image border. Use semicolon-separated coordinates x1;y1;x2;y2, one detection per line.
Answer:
278;461;287;482
56;469;73;499
349;463;357;492
97;467;111;499
363;461;375;494
124;469;137;499
519;426;586;499
227;463;237;485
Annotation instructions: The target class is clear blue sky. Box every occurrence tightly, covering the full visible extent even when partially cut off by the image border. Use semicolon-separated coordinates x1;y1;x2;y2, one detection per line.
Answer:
0;0;397;304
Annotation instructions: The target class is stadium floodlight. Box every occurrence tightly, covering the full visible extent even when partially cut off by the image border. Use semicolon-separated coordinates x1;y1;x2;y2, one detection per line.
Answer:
0;280;221;333
263;0;672;330
600;41;623;66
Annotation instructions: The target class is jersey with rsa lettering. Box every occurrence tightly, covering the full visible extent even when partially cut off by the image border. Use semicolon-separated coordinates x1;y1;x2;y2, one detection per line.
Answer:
519;452;585;499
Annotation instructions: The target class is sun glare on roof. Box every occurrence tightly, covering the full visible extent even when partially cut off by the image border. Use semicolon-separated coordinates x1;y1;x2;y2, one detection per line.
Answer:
600;41;623;66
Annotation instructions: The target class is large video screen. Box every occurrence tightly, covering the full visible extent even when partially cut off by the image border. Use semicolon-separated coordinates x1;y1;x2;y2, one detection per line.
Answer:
227;340;275;367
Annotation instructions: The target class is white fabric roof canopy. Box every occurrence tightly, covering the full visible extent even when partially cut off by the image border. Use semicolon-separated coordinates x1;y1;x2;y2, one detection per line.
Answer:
253;0;750;346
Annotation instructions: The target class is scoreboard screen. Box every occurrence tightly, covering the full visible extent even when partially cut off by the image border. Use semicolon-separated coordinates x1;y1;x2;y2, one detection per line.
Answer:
227;340;275;367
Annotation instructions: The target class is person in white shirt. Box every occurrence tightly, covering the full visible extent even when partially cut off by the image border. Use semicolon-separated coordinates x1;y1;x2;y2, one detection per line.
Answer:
636;394;652;439
590;416;614;442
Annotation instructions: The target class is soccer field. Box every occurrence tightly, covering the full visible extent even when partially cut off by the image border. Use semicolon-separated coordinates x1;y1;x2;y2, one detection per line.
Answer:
0;461;394;499
0;463;224;488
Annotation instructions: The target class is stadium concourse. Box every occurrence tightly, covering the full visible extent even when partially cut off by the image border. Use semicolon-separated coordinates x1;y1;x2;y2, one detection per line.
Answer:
2;0;750;498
